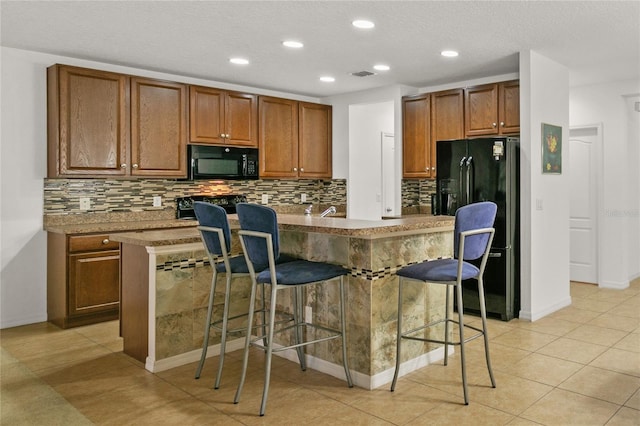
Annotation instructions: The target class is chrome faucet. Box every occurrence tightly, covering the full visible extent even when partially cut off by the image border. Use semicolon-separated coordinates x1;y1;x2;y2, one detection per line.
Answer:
320;206;336;218
304;204;313;215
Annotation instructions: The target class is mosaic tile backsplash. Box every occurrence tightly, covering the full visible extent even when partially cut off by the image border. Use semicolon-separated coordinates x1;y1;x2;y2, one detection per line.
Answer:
43;178;347;215
43;178;435;216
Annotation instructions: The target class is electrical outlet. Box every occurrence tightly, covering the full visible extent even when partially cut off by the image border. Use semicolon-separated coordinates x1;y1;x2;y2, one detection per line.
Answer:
79;197;91;211
301;193;307;203
305;306;312;324
153;196;162;207
261;194;269;204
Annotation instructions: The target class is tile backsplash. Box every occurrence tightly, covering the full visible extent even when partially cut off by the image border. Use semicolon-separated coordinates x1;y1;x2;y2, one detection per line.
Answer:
43;178;347;215
43;178;435;216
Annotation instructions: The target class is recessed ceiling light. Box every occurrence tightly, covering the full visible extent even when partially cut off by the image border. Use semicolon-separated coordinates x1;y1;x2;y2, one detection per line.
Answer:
282;40;304;48
373;64;390;71
229;57;249;65
320;76;335;83
441;50;459;58
352;19;374;29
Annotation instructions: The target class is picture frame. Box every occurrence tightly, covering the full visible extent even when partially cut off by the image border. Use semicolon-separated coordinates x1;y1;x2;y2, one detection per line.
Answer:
541;123;562;174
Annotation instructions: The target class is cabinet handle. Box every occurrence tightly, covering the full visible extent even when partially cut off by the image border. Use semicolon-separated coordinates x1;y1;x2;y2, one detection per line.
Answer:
121;164;127;169
300;168;304;172
500;121;505;126
102;239;110;244
431;167;436;171
293;167;298;171
132;164;138;169
220;133;225;138
492;122;497;128
226;134;230;138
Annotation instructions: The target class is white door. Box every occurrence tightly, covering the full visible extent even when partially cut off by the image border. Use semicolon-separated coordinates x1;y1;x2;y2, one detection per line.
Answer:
381;132;396;216
569;126;600;283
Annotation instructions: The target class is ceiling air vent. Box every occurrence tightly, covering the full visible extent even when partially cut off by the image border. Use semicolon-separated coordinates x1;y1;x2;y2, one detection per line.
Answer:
351;70;376;77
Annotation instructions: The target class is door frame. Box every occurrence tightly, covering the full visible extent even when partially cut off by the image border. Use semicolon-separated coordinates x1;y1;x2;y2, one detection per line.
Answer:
569;123;604;286
381;132;397;217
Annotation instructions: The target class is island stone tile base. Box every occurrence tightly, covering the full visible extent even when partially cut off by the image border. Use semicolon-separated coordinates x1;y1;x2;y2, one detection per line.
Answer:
139;225;455;390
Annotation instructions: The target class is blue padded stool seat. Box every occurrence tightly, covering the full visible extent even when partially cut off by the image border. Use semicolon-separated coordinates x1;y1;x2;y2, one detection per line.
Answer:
217;253;298;274
256;260;348;285
396;258;479;282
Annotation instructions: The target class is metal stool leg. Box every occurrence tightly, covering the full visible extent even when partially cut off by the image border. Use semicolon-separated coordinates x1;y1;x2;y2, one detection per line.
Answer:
260;283;279;416
477;276;496;388
293;286;307;371
456;282;469;405
195;268;219;380
390;276;404;391
234;276;258;406
444;284;451;366
213;271;233;389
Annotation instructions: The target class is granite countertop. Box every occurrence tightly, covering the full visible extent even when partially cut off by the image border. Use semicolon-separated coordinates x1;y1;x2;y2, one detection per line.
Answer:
109;214;454;247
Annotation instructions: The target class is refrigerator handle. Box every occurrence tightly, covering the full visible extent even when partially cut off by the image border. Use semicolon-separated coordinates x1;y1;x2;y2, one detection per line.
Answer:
465;156;473;204
459;156;467;205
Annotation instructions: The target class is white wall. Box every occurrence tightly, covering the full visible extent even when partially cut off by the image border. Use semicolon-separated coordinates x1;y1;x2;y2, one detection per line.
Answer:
323;85;414;220
569;80;640;286
347;101;394;220
519;50;571;321
0;47;320;329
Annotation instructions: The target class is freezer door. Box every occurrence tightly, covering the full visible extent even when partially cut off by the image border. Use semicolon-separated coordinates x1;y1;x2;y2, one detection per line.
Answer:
466;138;513;248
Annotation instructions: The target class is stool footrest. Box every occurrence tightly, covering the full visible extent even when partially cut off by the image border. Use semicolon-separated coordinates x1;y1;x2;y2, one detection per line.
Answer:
401;318;485;346
249;321;343;352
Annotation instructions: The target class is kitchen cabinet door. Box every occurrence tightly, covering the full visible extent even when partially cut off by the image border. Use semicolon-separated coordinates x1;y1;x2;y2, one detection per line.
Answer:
403;93;432;178
499;80;520;134
430;89;464;177
47;232;120;329
189;86;257;147
131;77;188;177
47;65;129;177
68;250;120;317
258;96;299;178
298;102;332;178
465;83;499;137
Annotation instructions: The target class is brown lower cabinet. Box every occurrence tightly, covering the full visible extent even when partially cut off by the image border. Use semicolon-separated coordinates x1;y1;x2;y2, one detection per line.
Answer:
47;232;120;328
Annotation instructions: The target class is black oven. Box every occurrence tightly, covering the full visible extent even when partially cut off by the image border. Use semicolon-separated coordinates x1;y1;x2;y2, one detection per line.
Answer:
188;144;258;180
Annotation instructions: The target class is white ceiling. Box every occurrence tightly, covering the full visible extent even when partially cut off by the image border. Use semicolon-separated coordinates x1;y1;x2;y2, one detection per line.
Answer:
1;1;639;98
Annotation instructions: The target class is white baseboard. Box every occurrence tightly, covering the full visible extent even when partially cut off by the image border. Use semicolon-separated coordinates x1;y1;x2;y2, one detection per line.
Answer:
144;335;446;389
519;296;572;322
600;280;630;290
146;337;245;373
0;313;48;330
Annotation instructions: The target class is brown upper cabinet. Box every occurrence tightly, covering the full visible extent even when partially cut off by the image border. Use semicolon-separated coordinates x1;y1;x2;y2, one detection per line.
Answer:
47;65;130;177
464;80;519;137
130;77;188;177
189;86;257;147
48;64;188;178
402;88;464;179
259;96;332;179
402;93;432;179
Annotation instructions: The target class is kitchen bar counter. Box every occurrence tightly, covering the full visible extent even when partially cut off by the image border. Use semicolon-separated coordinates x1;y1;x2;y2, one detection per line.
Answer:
110;213;455;389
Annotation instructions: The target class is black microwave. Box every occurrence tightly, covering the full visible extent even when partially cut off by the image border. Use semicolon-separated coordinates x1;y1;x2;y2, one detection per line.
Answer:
188;145;259;180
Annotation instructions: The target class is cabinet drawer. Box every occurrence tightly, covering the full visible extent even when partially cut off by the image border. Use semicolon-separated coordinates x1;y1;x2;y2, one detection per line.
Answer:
68;234;120;252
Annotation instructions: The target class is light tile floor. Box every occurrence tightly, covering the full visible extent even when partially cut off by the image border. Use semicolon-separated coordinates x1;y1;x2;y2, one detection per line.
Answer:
1;280;639;425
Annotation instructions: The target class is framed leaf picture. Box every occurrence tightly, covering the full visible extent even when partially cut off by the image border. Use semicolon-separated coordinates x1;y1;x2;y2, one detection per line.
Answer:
542;123;562;174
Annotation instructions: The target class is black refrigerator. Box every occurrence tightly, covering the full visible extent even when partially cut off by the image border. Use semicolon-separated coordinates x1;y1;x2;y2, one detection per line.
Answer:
435;137;520;321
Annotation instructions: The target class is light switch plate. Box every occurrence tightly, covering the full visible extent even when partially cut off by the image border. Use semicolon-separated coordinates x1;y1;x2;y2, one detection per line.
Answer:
153;196;162;207
261;194;269;204
301;193;307;203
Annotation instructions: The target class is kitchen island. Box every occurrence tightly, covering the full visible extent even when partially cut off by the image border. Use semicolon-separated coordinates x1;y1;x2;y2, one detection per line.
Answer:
110;214;455;389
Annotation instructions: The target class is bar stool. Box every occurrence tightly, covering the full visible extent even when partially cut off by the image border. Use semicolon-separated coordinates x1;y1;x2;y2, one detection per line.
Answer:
193;202;295;388
390;201;497;405
233;203;353;416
